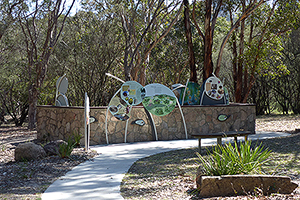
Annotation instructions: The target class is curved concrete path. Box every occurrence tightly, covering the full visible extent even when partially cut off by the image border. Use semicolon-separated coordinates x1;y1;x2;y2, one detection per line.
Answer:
42;131;290;200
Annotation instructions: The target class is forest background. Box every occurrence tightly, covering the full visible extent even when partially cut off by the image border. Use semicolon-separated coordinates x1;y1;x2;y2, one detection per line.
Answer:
0;0;299;130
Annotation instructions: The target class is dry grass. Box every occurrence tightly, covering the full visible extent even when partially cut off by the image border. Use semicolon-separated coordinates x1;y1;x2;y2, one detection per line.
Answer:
121;114;300;200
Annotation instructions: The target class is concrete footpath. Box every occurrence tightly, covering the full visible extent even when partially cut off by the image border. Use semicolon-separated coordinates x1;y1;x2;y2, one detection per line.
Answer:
42;131;290;200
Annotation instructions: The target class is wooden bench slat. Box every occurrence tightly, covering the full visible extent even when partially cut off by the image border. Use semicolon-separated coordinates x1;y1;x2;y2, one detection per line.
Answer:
192;131;255;154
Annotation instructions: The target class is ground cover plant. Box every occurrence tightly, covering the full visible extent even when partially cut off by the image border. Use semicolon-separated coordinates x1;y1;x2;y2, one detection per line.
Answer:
196;141;272;176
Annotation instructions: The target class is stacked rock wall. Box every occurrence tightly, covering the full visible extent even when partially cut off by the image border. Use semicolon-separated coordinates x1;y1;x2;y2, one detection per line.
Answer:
37;104;255;145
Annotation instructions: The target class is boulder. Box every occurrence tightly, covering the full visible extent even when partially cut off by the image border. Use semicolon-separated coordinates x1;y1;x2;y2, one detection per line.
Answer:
43;140;67;156
15;142;46;161
196;175;298;198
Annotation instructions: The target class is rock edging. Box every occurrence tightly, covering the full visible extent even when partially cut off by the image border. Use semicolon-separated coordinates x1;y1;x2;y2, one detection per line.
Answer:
196;175;298;198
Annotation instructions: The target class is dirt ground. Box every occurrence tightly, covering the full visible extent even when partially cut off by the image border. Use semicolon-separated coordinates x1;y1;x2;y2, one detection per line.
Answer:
0;125;98;200
0;114;300;199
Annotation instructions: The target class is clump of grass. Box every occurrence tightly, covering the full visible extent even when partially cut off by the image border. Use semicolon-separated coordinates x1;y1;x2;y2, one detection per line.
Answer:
196;140;271;176
72;132;82;147
58;138;75;158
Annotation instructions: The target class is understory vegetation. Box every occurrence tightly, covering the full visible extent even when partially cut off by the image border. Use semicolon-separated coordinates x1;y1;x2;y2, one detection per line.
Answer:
196;141;271;176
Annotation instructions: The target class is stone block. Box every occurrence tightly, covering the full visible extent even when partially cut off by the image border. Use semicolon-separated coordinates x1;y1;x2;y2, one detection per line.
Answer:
196;175;298;198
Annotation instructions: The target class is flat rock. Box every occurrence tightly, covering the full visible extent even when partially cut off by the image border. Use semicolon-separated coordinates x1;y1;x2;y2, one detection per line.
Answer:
15;142;46;161
196;175;298;198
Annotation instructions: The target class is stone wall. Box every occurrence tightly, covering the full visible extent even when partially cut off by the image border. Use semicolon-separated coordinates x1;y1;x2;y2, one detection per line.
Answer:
37;104;255;145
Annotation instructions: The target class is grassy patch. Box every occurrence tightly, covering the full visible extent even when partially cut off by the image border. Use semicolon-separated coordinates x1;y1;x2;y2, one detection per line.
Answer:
121;134;300;199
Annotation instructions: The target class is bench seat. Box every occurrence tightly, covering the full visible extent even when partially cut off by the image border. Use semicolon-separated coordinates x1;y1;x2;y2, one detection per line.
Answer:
192;131;255;153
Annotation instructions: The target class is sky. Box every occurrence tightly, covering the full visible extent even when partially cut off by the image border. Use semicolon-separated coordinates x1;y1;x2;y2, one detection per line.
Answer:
66;0;82;15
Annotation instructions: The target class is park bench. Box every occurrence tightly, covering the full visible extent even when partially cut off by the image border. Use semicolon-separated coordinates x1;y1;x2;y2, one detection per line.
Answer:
192;131;255;153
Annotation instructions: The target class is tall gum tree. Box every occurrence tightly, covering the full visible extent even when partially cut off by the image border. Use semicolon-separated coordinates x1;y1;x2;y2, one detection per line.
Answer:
19;0;75;129
223;0;299;102
119;0;184;85
192;0;266;82
183;0;197;83
191;0;298;102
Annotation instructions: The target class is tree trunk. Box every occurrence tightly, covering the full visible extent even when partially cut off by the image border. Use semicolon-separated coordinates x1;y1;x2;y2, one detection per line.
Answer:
235;0;245;103
139;55;148;86
28;86;38;130
230;8;238;98
203;0;213;82
16;104;28;127
184;0;197;83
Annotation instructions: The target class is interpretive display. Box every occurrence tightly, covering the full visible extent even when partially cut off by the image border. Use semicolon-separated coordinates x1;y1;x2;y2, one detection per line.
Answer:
55;74;69;106
108;96;131;121
142;83;177;116
179;81;201;105
200;75;228;105
56;94;69;106
120;81;145;106
56;75;68;94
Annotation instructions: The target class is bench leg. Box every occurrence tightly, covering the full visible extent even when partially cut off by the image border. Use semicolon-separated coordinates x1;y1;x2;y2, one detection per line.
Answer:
198;138;201;154
234;137;238;144
217;138;222;146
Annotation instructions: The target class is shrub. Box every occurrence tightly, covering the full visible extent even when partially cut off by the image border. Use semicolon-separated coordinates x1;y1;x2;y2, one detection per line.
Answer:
58;138;75;158
196;140;271;176
72;132;82;147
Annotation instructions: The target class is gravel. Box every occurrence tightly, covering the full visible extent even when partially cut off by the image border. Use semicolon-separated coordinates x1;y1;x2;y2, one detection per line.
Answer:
0;125;98;200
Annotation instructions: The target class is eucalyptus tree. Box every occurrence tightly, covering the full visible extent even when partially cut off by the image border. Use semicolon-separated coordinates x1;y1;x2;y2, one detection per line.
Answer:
0;21;29;125
282;28;300;114
266;28;300;114
149;18;190;86
0;0;24;41
183;0;197;82
84;0;184;85
190;0;298;102
226;0;299;103
18;0;75;129
190;0;266;83
50;10;124;106
118;0;184;85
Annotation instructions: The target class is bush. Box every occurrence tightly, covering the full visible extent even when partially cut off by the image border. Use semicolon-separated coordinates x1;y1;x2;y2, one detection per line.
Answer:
58;138;75;158
196;140;271;176
72;132;82;147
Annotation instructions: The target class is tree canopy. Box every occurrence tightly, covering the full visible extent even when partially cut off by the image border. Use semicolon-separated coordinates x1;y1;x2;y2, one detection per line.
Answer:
0;0;299;128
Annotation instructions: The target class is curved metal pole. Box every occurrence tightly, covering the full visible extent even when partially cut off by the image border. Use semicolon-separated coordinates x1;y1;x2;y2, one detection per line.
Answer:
105;73;125;144
105;73;125;83
124;106;133;143
105;88;121;144
176;97;188;139
172;85;186;92
200;92;205;105
150;112;158;141
143;107;158;141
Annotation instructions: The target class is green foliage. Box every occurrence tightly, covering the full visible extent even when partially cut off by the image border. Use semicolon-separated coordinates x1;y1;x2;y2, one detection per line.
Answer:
196;140;271;176
72;132;82;147
1;144;6;152
58;138;75;159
